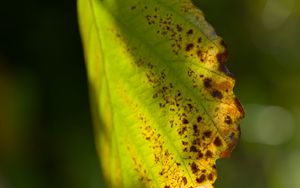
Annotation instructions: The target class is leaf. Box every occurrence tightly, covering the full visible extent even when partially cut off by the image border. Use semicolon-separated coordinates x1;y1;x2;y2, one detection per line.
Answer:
78;0;245;187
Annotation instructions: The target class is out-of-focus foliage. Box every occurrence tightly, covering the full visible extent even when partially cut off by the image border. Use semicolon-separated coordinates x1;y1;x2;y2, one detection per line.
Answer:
78;0;244;187
1;0;300;188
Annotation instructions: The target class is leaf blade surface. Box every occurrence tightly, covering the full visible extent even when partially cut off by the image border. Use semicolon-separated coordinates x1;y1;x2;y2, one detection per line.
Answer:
78;0;245;187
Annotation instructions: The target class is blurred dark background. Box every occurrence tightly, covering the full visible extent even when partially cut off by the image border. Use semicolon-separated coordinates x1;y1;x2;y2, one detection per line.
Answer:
0;0;300;188
0;0;103;188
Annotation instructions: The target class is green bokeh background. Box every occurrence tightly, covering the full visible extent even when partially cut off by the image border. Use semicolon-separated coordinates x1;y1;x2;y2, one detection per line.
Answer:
1;0;300;187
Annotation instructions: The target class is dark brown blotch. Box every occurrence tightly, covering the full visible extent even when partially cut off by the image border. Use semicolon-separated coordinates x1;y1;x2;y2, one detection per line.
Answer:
193;124;199;135
217;40;228;64
197;50;204;62
185;103;193;112
224;116;233;125
190;162;199;174
208;173;214;181
193;138;200;145
196;174;206;183
216;50;228;64
190;145;198;152
178;126;187;136
197;115;202;123
211;90;223;99
182;141;188;146
159;103;165;108
235;97;245;117
185;43;194;51
205;150;213;158
203;78;212;88
203;131;212;138
176;24;182;32
182;118;189;124
187;29;193;35
197;152;203;159
213;137;222;147
182;177;187;185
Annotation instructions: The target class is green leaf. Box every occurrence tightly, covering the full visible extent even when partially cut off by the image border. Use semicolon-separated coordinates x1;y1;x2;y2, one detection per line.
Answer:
78;0;245;187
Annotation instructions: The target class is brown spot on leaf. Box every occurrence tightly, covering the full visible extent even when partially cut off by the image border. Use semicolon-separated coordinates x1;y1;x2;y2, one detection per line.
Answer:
197;116;202;123
217;40;228;64
203;78;212;88
206;150;213;158
178;126;187;135
182;118;189;124
235;98;245;117
224;116;233;125
208;173;214;181
176;24;182;32
185;43;194;51
211;90;223;99
187;29;193;35
196;174;206;183
203;131;212;138
187;103;193;111
191;162;199;174
193;124;199;135
182;141;188;146
193;138;200;145
213;137;222;147
182;177;187;185
197;152;203;159
197;50;204;62
217;51;228;64
190;145;198;152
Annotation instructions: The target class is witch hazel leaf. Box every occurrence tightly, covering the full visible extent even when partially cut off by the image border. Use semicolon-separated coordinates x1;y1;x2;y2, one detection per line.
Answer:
78;0;245;187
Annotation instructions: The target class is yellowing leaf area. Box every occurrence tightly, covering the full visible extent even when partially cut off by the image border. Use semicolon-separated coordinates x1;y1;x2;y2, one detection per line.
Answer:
78;0;245;187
